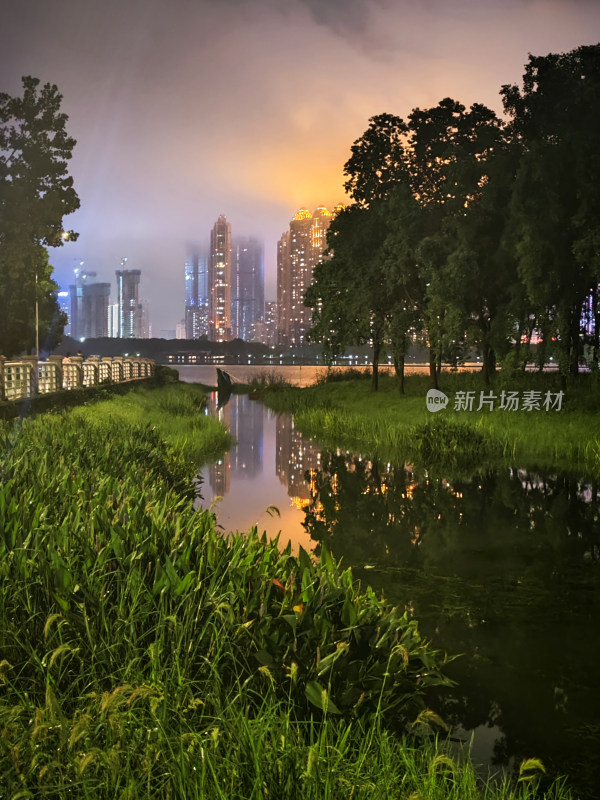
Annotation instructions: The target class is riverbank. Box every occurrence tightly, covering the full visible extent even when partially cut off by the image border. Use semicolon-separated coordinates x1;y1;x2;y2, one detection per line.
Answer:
255;370;600;477
0;384;578;798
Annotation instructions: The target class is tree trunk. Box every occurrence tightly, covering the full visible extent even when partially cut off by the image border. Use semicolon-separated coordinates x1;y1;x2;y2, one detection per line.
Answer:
592;287;600;368
514;321;521;367
393;354;405;394
524;327;533;373
481;344;497;386
372;338;380;392
429;347;438;390
569;306;581;376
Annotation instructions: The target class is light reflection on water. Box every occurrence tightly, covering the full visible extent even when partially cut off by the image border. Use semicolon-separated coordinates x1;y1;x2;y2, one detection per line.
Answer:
196;391;600;799
197;392;318;552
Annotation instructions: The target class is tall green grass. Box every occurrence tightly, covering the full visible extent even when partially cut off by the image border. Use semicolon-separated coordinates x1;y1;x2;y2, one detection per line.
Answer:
261;373;600;476
72;383;232;465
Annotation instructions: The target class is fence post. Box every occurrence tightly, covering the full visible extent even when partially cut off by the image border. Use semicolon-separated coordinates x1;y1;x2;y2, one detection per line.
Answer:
85;356;99;387
71;356;84;388
112;356;123;383
21;356;39;396
100;357;112;384
48;356;63;393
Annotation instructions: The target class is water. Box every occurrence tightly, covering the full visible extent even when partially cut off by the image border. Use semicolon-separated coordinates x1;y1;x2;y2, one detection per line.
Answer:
195;391;600;798
195;392;316;552
177;363;398;387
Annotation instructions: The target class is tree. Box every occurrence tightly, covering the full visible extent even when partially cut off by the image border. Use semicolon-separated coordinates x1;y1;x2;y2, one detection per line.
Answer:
501;44;600;376
305;204;389;391
343;113;410;206
380;185;428;393
0;76;79;357
407;99;512;385
335;114;415;390
442;140;522;384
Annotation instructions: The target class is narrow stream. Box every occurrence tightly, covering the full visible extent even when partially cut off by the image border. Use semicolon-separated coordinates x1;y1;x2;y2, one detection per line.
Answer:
197;391;600;798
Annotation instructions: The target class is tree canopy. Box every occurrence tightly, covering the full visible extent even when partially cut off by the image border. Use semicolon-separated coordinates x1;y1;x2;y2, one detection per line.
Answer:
306;43;600;387
501;44;600;375
0;76;79;357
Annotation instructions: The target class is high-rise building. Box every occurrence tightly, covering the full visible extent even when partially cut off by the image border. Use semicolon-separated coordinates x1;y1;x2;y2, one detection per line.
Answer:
81;282;110;339
185;252;209;339
68;264;110;340
208;215;232;342
232;237;264;340
115;261;142;338
68;262;91;340
138;301;151;339
57;291;70;336
277;206;335;347
277;230;291;344
108;303;119;338
251;300;277;346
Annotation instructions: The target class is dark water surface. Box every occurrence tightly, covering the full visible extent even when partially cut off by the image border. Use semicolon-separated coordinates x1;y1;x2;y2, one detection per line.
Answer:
196;391;600;798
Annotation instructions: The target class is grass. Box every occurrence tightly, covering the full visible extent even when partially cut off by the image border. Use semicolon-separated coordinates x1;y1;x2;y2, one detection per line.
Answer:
71;383;233;465
258;370;600;477
0;383;579;798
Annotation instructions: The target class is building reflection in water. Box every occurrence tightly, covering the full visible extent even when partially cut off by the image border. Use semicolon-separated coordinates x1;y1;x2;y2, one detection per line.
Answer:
275;414;322;509
207;394;264;497
198;393;317;552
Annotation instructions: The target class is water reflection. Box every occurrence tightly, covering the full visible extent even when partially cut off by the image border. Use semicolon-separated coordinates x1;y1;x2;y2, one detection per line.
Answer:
199;393;600;798
198;393;317;551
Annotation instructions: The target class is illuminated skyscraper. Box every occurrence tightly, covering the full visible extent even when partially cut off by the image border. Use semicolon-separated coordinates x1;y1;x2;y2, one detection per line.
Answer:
209;215;232;342
115;261;142;338
185;252;209;339
57;291;70;336
277;206;335;347
232;237;264;340
277;230;291;344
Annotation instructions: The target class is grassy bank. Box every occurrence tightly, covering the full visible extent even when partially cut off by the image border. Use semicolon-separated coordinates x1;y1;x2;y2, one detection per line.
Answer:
0;386;577;798
257;370;600;476
71;382;232;465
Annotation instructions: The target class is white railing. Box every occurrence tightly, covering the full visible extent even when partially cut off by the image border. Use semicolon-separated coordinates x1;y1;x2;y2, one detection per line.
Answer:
0;355;155;402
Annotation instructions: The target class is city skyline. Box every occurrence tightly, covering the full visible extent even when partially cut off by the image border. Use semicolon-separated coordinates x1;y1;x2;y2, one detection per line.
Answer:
2;0;600;332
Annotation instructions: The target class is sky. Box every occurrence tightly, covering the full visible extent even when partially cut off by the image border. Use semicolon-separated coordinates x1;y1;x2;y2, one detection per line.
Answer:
2;0;600;334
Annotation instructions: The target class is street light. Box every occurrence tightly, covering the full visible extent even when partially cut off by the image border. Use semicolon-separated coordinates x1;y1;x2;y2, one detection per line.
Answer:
35;272;39;358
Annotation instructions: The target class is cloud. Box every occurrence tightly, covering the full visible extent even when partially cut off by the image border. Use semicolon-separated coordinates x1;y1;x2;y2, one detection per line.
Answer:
3;0;600;330
298;0;373;37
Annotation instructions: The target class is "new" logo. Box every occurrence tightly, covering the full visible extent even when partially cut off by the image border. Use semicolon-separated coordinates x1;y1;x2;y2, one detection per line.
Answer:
426;389;449;412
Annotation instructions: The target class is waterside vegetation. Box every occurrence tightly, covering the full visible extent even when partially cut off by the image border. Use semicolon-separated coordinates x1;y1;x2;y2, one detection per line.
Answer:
0;385;578;798
255;370;600;477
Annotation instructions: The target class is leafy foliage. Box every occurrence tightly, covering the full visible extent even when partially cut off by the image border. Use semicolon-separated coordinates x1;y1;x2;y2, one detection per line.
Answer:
501;44;600;375
0;77;79;356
